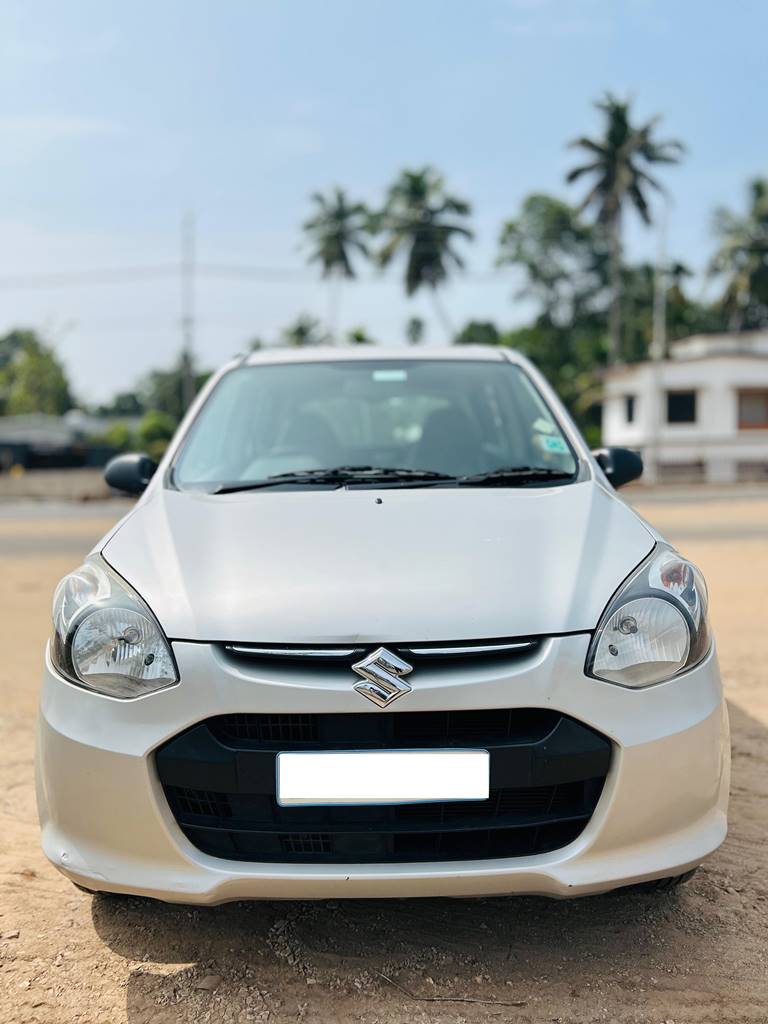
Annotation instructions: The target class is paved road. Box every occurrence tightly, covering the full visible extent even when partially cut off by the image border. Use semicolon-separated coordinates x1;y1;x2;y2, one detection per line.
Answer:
0;492;766;1024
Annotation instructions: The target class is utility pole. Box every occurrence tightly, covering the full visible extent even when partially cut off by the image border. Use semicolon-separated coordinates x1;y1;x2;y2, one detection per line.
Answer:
647;195;670;485
651;196;668;362
180;211;196;412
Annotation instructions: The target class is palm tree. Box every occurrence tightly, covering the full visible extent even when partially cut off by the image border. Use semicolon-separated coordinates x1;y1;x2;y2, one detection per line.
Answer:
405;316;425;345
302;187;371;340
710;178;768;330
566;94;684;364
376;167;473;339
347;326;377;345
280;315;329;348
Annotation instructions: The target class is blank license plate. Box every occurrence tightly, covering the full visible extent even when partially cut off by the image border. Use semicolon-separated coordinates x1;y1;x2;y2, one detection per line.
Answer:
276;749;489;806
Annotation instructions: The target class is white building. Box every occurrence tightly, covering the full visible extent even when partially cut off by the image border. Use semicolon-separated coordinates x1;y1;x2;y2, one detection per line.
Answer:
602;332;768;484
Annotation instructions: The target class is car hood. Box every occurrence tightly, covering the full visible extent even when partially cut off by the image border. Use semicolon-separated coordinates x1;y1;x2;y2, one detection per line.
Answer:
102;481;655;643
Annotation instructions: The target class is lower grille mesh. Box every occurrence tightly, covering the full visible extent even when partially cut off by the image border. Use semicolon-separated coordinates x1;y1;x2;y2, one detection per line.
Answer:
281;833;332;856
171;787;232;819
209;708;558;746
216;713;321;744
157;710;611;864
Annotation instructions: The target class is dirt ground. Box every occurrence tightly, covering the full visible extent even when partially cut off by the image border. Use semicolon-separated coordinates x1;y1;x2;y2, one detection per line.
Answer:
0;491;766;1024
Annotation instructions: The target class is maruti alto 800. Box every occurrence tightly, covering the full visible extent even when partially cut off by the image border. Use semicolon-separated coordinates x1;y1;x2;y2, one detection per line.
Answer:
36;347;729;903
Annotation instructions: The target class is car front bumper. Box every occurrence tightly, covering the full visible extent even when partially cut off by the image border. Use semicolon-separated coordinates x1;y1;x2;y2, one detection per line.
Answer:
36;635;730;903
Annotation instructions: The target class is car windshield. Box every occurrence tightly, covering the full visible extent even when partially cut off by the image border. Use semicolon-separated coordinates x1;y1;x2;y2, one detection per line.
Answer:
172;359;578;490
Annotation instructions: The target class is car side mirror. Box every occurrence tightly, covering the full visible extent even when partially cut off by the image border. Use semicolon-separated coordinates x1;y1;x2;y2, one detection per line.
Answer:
104;452;158;495
592;447;643;489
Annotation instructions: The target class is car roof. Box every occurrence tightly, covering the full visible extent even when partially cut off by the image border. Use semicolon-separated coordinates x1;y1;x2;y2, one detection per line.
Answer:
241;345;522;367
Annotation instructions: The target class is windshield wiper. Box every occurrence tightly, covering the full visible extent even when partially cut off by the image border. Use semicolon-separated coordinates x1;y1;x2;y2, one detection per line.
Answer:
458;466;575;487
212;465;575;493
212;466;456;494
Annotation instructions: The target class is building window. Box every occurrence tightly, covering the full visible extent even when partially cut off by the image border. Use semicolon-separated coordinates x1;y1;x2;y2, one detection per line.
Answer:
738;389;768;429
666;390;697;424
737;461;768;481
658;460;705;483
624;395;636;424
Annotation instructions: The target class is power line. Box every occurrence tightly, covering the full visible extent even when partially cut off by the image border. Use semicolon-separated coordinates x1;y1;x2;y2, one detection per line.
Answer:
0;262;511;290
199;262;509;283
0;265;179;288
29;315;316;330
180;212;196;409
197;262;319;281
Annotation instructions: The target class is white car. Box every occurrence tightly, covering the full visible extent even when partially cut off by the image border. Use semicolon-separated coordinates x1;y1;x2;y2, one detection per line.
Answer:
36;347;729;903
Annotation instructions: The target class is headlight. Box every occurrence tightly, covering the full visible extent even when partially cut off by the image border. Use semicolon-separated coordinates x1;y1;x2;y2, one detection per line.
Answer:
51;556;178;698
586;544;710;688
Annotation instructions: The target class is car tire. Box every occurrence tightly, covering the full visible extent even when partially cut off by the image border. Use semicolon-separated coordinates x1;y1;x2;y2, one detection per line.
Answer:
72;882;97;895
637;868;698;893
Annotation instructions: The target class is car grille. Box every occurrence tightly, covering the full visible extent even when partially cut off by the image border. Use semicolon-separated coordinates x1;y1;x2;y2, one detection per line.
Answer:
209;708;557;745
156;710;611;864
220;637;543;671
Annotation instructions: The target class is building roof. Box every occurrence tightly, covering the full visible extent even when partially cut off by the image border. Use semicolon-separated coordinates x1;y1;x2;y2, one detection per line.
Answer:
604;331;768;382
0;414;75;447
0;411;141;448
670;331;768;361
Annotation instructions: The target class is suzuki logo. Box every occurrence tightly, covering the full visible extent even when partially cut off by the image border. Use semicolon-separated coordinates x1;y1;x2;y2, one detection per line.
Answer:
352;647;414;708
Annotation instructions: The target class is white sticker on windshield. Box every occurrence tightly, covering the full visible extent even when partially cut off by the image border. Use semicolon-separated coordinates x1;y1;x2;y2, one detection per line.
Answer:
373;369;407;382
533;417;556;434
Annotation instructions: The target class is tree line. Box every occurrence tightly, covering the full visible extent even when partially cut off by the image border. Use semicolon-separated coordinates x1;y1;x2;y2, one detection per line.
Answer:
0;329;200;459
302;93;768;353
300;92;768;424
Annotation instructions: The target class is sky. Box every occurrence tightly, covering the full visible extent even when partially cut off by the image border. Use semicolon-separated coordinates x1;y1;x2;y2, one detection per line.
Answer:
1;0;766;404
